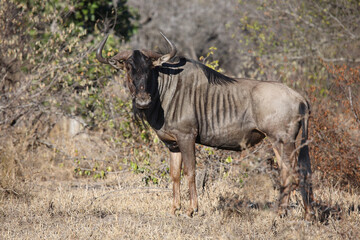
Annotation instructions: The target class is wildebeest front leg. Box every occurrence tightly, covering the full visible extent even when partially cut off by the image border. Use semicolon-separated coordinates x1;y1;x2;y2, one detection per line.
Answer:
177;135;198;217
170;151;182;215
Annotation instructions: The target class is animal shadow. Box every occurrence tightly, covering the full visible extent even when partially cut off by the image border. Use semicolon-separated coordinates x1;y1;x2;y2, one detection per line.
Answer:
215;193;357;224
215;194;275;220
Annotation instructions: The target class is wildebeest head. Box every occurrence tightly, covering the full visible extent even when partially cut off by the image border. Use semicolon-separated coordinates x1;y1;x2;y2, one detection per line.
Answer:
96;33;177;109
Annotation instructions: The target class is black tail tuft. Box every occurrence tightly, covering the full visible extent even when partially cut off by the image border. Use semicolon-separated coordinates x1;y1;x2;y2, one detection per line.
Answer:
298;102;314;209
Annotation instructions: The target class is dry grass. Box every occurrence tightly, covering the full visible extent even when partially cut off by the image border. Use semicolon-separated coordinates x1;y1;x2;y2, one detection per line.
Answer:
1;160;360;239
1;126;360;240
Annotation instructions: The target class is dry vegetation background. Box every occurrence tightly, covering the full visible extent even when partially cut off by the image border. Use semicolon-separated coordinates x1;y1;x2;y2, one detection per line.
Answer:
1;0;360;239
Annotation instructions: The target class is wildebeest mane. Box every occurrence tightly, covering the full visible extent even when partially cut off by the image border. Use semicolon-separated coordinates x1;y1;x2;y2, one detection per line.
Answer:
162;56;237;85
188;59;237;85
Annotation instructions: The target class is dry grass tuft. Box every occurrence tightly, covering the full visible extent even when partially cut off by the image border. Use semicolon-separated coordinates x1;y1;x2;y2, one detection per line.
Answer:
0;138;25;199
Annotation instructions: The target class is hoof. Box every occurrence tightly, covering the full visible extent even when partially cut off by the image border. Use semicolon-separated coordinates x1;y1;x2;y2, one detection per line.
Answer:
277;208;288;218
171;206;181;216
186;207;198;217
304;211;315;222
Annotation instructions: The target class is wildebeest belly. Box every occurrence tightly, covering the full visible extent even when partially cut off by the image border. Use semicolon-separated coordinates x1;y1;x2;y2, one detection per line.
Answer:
196;120;263;151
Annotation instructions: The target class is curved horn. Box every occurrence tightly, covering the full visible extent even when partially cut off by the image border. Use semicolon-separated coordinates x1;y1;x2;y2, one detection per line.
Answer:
112;50;132;62
160;32;177;60
151;32;177;66
96;33;110;64
141;50;162;59
141;33;176;61
97;34;131;69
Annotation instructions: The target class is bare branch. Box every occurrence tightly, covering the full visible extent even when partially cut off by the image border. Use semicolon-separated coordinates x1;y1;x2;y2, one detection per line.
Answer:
313;1;357;40
316;49;360;63
347;86;360;124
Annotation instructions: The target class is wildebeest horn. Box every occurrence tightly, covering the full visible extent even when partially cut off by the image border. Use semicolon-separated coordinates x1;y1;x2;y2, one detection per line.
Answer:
111;50;132;62
141;50;162;59
97;34;132;69
96;33;110;64
150;32;177;66
97;32;176;67
160;32;177;60
141;33;177;63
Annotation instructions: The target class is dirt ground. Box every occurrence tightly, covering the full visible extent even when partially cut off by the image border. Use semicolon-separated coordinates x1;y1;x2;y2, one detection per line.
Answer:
1;164;360;240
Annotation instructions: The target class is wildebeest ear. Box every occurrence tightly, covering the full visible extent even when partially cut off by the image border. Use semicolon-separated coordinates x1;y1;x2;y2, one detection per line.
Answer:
152;54;173;67
108;59;125;70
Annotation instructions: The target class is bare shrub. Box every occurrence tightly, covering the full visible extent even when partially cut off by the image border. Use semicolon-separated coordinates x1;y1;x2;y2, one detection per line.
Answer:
0;0;138;185
310;63;360;188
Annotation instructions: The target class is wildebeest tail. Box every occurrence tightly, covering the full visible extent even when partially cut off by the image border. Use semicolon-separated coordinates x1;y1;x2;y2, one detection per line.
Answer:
298;101;314;205
299;101;309;144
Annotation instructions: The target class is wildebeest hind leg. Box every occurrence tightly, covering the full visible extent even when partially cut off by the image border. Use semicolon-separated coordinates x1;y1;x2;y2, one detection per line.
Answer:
273;142;298;217
170;151;182;215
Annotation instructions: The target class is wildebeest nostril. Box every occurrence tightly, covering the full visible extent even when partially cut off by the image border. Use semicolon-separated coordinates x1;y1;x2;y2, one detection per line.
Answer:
135;92;151;109
136;92;150;99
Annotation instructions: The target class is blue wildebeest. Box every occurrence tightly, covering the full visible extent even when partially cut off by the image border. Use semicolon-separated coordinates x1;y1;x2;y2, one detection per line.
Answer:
96;33;315;220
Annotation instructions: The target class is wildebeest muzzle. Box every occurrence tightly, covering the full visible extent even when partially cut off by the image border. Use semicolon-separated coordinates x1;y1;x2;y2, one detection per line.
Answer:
135;92;151;109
